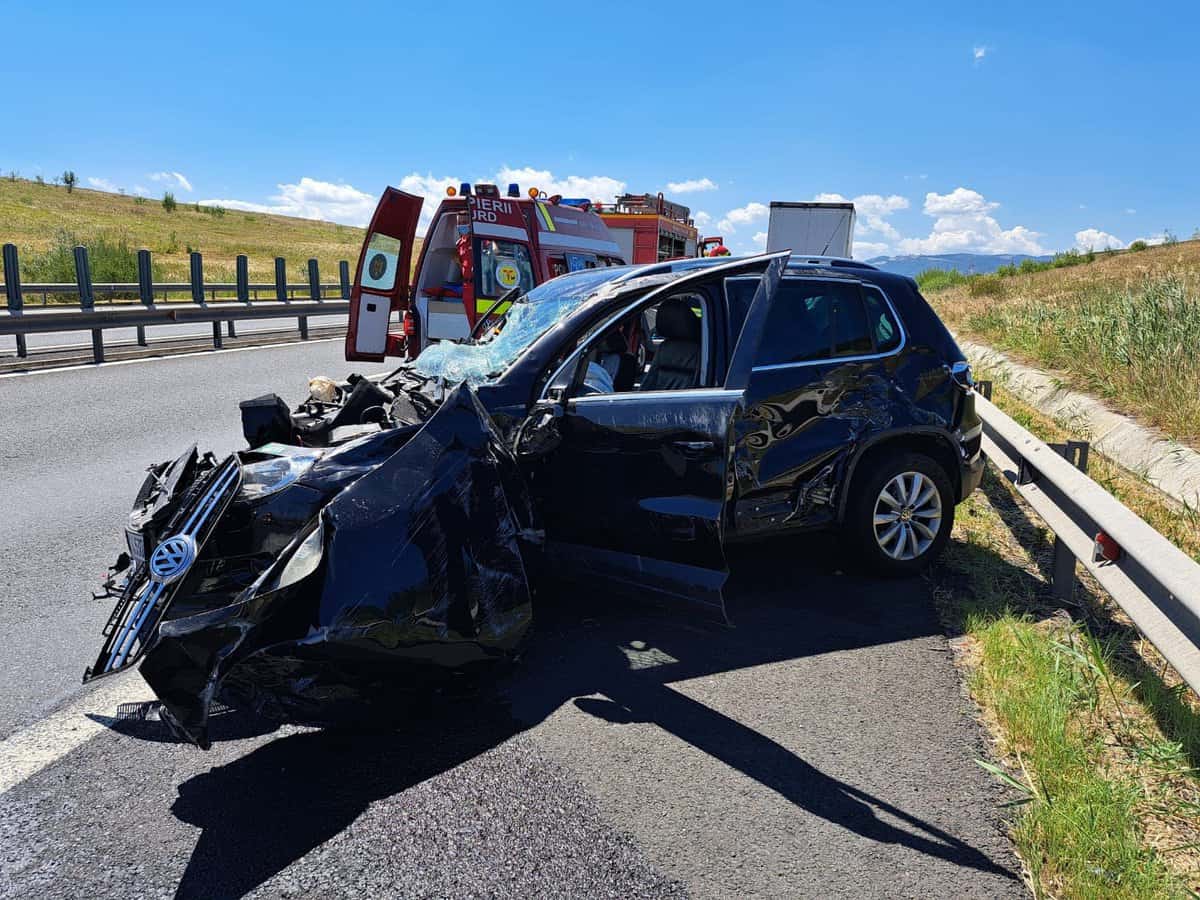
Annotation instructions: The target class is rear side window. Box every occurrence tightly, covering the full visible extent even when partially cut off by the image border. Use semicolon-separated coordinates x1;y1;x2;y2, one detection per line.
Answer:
755;280;873;366
862;287;901;352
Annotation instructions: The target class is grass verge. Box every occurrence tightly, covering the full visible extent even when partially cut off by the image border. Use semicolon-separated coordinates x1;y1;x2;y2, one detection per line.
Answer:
0;177;365;286
923;239;1200;448
931;381;1200;897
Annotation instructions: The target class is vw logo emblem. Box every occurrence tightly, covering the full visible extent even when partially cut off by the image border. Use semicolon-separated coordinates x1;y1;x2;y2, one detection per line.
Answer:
148;535;196;584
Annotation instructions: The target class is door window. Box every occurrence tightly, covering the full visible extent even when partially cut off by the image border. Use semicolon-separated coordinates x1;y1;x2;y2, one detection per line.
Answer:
572;293;709;396
752;280;877;366
360;233;403;291
862;286;901;352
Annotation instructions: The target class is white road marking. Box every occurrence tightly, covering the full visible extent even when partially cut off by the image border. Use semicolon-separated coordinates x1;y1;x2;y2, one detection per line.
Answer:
0;674;154;794
0;337;341;380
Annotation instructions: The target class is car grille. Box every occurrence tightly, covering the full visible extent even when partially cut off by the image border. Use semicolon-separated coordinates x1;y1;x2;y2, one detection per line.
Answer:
85;456;242;681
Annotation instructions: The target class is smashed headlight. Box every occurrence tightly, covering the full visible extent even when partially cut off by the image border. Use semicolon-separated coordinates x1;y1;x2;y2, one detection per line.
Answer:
253;519;325;597
239;451;321;499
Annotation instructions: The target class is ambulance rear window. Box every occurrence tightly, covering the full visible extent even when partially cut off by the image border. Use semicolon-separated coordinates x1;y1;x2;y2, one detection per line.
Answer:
476;240;535;298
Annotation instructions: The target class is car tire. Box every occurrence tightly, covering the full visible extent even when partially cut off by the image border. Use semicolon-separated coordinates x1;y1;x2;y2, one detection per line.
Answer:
845;451;955;576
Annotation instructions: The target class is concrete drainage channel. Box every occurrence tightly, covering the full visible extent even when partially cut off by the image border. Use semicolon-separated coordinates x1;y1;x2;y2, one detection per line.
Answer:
0;324;347;374
960;338;1200;511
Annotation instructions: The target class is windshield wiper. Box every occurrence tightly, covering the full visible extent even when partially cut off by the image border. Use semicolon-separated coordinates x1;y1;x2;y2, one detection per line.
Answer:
469;287;522;342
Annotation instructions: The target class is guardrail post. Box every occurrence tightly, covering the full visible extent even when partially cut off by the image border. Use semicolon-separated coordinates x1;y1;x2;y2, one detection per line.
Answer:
339;260;351;299
230;254;249;338
1049;440;1090;601
190;251;222;349
307;259;321;301
74;245;104;363
136;249;153;346
274;257;287;302
3;243;27;357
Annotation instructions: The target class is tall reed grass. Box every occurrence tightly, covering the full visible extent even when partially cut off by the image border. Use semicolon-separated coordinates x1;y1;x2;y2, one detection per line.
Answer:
969;275;1200;443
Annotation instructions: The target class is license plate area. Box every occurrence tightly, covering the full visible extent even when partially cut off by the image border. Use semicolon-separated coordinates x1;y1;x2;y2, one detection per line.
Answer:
125;528;149;568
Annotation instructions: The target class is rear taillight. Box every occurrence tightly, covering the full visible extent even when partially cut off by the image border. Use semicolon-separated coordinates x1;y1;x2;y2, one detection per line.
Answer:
949;361;974;392
403;309;418;337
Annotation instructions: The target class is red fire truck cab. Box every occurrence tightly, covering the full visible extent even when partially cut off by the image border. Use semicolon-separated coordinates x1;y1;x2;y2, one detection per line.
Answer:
345;183;626;362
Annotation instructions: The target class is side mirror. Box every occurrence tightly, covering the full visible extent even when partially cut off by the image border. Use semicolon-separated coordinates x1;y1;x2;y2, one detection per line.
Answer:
514;396;564;457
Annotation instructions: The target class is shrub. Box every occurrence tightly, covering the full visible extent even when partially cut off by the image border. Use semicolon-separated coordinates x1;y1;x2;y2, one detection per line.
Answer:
62;170;77;193
994;263;1019;277
162;191;177;213
967;275;1007;298
20;229;160;297
1129;240;1149;252
133;195;147;206
34;174;44;185
915;268;968;292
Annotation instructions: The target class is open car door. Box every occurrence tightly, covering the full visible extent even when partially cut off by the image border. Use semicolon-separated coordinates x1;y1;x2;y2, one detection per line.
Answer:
345;188;422;362
527;252;788;622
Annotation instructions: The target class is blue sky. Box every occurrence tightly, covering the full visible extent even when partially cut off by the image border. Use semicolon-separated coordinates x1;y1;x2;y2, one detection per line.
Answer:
3;0;1197;257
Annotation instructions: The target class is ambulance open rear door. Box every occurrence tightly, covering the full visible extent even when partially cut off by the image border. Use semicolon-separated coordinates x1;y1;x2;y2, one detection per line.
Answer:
345;188;422;362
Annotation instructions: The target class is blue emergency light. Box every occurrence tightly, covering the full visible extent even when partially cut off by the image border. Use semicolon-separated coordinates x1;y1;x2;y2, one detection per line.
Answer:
459;182;471;196
507;183;520;197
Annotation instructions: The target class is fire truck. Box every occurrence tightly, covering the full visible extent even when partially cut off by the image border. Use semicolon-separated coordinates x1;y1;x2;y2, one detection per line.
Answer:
596;192;699;264
345;183;627;362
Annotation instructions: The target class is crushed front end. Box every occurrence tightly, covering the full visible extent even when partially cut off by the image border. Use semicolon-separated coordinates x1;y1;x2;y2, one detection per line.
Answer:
85;384;534;749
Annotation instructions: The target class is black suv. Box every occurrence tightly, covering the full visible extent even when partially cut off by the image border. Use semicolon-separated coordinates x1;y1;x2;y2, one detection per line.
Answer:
85;251;982;746
486;252;984;602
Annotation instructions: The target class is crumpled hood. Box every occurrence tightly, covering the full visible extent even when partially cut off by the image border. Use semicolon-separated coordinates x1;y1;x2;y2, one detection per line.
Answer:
141;384;535;748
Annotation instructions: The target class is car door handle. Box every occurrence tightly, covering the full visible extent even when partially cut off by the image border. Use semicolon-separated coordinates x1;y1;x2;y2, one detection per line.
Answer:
672;440;714;453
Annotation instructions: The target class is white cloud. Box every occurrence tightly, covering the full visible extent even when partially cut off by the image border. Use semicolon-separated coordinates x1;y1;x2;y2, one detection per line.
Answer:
149;171;193;192
196;166;629;230
1125;208;1137;215
87;176;117;192
895;187;1047;255
495;166;625;202
750;231;768;250
853;241;891;260
666;177;717;194
396;173;466;229
973;45;989;63
1131;232;1169;246
717;201;769;233
814;192;909;240
200;176;377;226
1074;228;1126;251
693;210;713;228
133;185;150;197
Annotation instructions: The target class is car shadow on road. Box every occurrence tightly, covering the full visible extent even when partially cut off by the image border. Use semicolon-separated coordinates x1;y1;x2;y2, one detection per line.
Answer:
169;532;1017;898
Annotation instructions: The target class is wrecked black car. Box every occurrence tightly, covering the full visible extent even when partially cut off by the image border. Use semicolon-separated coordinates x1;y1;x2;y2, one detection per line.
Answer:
84;252;983;748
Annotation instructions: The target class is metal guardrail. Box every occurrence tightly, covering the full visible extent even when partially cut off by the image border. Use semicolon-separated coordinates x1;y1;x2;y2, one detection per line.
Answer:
1;243;352;363
976;384;1200;697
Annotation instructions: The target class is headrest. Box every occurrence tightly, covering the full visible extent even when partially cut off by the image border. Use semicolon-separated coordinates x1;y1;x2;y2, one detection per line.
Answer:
656;298;701;341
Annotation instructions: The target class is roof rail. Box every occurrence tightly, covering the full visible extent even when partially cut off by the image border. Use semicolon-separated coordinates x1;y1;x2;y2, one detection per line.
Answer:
785;255;878;271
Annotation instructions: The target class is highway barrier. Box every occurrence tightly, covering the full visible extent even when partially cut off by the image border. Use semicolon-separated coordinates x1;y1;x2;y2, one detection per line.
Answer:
976;383;1200;698
1;243;351;363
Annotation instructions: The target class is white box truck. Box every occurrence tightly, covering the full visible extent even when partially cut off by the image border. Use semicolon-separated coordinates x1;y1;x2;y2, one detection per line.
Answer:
765;201;856;257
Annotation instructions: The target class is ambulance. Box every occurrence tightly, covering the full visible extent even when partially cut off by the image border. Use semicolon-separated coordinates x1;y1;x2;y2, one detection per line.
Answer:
345;182;627;362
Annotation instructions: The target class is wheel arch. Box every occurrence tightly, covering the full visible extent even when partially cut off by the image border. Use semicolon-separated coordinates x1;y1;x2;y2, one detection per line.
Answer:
836;428;962;523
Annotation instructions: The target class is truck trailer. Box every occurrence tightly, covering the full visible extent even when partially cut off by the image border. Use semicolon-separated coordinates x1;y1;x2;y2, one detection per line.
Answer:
765;201;855;257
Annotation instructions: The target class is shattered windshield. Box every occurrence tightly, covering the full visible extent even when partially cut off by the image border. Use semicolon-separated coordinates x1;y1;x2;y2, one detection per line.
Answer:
412;267;621;385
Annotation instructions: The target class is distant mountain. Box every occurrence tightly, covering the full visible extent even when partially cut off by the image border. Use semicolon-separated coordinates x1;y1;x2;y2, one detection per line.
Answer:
865;253;1053;277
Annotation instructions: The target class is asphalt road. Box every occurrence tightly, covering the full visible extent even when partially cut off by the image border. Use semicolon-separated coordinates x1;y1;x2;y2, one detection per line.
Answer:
0;345;1024;898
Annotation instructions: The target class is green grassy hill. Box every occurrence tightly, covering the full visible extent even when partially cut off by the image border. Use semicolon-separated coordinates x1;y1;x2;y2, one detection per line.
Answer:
921;238;1200;447
0;176;366;285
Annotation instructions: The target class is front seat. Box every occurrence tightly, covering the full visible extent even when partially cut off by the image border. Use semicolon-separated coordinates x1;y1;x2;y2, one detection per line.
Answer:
641;298;701;391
